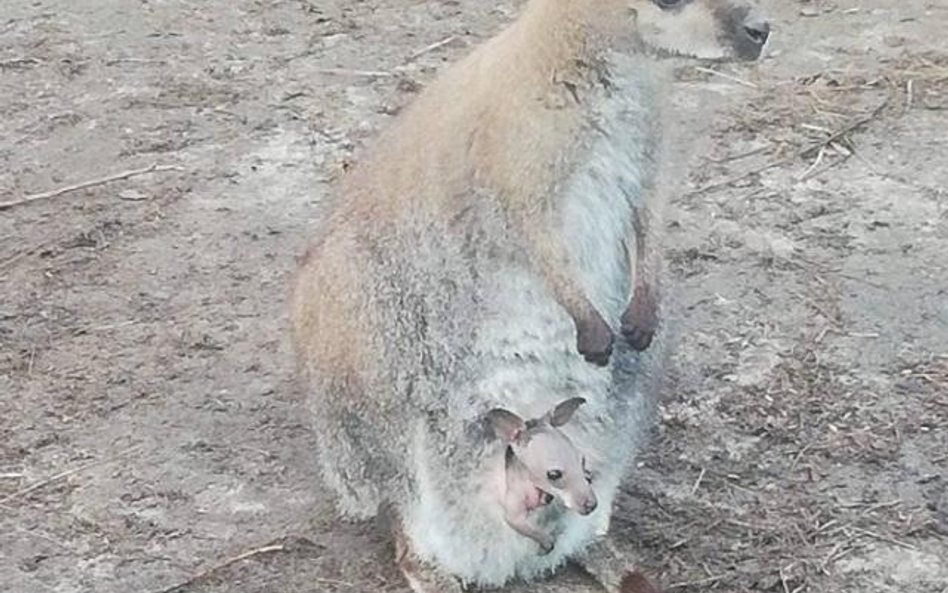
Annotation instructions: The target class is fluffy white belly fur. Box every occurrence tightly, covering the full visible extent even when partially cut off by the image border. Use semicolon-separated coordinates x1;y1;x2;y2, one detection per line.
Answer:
405;265;624;585
407;123;651;587
404;54;656;586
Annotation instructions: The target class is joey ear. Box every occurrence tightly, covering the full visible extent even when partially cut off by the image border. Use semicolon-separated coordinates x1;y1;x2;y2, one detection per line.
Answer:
486;408;526;443
546;397;586;427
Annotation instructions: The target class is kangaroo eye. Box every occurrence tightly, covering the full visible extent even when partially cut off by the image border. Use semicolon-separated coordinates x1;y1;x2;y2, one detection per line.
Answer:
654;0;684;9
546;469;563;481
585;471;593;484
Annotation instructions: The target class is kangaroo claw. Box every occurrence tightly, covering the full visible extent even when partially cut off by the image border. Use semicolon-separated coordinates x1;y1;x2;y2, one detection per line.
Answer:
577;312;614;366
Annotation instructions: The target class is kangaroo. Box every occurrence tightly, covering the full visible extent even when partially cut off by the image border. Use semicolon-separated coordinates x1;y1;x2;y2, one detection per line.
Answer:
290;0;770;591
489;397;596;554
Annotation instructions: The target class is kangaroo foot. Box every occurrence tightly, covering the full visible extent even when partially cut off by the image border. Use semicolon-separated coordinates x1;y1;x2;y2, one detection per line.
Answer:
620;283;658;352
574;536;664;593
576;309;614;366
393;515;462;593
620;570;662;593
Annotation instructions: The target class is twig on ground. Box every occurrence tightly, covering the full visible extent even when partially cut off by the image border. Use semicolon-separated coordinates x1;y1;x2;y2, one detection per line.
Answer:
10;525;73;551
788;289;839;324
0;241;58;271
708;145;770;164
797;150;851;183
0;163;181;211
687;157;791;196
315;67;394;78
820;542;843;573
153;544;287;593
845;332;880;338
669;537;690;550
800;123;832;133
668;574;725;589
695;66;758;88
152;536;348;593
209;545;287;571
105;57;168;66
798;144;826;181
690;467;706;495
81;319;141;333
848;526;916;550
837;499;902;512
789;442;814;473
406;35;458;62
799;96;890;158
702;469;757;493
0;446;141;505
0;56;40;69
0;251;28;270
780;567;791;593
690;97;888;194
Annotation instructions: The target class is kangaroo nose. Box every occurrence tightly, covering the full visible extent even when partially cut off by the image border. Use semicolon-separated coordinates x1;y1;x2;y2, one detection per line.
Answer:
742;17;770;47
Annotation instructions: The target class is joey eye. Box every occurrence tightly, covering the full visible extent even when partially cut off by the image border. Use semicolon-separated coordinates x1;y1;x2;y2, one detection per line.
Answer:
654;0;684;9
546;469;563;481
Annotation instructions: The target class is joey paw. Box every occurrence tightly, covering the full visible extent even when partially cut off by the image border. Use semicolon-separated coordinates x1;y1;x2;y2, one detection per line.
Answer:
537;538;556;556
576;312;614;366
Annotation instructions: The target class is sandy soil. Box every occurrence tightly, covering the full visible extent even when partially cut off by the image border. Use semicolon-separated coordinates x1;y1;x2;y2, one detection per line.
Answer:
1;1;946;592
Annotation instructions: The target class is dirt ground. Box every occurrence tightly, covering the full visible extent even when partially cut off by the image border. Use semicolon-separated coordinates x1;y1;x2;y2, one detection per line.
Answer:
1;1;946;592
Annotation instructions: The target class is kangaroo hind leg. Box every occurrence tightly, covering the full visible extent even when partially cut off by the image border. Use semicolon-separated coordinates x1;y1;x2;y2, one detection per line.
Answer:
390;509;463;593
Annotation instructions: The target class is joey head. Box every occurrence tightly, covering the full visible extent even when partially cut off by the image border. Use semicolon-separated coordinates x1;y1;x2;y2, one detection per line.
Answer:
487;397;597;554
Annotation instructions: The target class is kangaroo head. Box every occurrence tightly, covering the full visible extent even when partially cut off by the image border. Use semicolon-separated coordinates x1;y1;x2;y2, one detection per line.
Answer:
487;397;598;516
626;0;770;61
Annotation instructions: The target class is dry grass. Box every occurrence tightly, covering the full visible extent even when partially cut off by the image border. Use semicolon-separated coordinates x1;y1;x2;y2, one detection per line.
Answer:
686;51;948;197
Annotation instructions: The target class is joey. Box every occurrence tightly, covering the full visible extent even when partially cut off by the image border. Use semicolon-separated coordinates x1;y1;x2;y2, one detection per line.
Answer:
487;397;597;554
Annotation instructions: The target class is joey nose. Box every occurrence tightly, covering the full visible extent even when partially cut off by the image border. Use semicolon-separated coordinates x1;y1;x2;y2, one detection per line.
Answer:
580;498;598;515
742;17;770;47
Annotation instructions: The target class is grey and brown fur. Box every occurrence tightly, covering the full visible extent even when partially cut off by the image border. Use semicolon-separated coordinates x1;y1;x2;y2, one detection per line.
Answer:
290;0;769;591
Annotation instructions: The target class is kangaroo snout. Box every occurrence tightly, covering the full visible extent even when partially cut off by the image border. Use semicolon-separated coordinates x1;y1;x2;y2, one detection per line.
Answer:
742;16;770;47
740;15;771;55
732;9;771;61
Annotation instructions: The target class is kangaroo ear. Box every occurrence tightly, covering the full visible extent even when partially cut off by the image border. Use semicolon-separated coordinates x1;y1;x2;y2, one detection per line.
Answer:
486;408;526;443
546;397;586;427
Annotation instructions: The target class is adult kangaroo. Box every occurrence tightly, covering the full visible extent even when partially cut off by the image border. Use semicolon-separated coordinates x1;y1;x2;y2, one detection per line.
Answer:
290;0;769;590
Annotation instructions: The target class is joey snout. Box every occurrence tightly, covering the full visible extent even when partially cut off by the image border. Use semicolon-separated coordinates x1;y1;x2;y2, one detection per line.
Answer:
579;494;598;516
563;489;598;516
